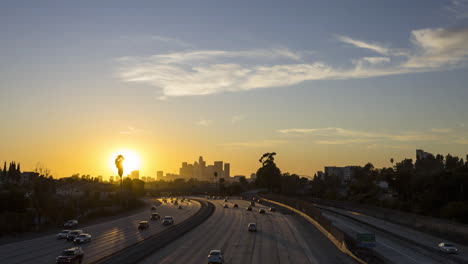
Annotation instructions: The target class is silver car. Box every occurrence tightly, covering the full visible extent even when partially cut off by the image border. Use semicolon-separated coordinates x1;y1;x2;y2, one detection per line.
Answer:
438;242;458;254
74;233;92;244
56;230;71;239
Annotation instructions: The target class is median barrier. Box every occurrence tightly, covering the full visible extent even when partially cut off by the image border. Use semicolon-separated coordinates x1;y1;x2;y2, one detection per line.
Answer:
91;199;215;264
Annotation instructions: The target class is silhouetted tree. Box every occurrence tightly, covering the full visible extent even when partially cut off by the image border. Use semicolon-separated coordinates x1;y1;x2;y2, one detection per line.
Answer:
115;155;124;194
256;152;281;191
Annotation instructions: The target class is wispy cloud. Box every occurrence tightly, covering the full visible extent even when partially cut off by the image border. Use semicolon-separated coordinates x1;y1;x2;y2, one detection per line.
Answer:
231;115;244;124
117;27;468;98
446;0;468;20
120;126;145;135
196;119;213;126
219;140;287;148
336;35;392;55
279;127;442;144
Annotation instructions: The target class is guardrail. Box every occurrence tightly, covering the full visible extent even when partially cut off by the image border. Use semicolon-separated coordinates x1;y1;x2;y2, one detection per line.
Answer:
256;194;388;264
91;199;215;264
316;204;468;264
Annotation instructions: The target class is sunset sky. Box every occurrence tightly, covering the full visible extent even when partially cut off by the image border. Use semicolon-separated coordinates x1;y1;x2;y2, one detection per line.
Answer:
1;0;468;179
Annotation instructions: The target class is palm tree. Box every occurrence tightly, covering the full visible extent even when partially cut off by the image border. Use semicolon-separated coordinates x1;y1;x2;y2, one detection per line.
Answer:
115;155;124;194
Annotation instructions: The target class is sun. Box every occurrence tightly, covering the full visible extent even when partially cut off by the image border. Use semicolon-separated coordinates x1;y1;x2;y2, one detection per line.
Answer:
109;149;141;175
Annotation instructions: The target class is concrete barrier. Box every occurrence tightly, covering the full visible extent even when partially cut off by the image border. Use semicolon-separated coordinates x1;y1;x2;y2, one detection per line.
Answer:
91;199;215;264
258;194;389;264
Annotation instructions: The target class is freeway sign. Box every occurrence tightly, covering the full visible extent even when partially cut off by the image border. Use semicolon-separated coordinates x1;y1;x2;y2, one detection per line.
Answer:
356;233;376;248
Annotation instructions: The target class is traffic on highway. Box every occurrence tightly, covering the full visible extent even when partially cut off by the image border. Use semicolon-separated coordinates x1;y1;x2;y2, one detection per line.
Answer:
0;198;200;264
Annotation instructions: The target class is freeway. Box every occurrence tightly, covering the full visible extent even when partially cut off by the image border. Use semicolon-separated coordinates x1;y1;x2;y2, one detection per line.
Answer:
141;198;357;264
321;207;466;264
0;198;200;264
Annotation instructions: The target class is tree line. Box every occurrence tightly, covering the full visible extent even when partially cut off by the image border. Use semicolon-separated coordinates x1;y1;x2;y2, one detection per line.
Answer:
0;162;146;234
254;152;468;224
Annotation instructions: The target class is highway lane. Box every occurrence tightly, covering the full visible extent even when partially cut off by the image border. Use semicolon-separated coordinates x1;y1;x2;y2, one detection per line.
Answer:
0;198;200;264
322;210;456;264
141;198;357;264
318;205;468;263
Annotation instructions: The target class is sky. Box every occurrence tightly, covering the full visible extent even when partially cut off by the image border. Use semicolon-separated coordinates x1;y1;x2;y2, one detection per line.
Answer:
1;0;468;179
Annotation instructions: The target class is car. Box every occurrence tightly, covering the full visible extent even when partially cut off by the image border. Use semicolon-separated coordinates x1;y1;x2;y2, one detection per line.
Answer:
207;249;224;264
250;201;255;207
56;247;84;264
178;205;182;209
233;204;238;208
224;199;228;202
247;206;252;211
162;216;174;225
269;207;276;212
438;242;458;254
248;223;257;232
223;204;228;208
151;206;157;210
66;230;84;241
151;213;160;220
259;209;266;214
138;221;150;230
74;234;92;244
64;220;79;228
57;230;71;239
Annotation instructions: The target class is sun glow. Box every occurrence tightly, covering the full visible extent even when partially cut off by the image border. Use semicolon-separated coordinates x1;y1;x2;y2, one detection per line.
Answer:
108;149;141;175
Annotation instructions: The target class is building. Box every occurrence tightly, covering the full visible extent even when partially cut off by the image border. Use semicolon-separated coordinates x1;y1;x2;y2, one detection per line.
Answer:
416;149;434;160
177;156;231;182
230;175;246;182
156;171;163;180
130;170;139;180
224;163;230;179
324;166;358;183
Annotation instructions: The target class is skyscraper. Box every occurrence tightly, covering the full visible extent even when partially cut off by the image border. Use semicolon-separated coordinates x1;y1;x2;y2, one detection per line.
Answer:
157;171;163;180
224;163;230;179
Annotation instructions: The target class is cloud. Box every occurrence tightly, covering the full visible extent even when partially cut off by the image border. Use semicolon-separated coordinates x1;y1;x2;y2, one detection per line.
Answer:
119;126;145;135
446;0;468;20
404;27;468;68
219;140;287;148
279;127;441;144
336;35;391;55
231;115;244;123
196;119;213;126
431;128;453;133
117;27;468;98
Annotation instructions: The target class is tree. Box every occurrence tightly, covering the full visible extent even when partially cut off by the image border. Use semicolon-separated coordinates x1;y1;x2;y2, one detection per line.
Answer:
255;152;281;191
115;155;124;194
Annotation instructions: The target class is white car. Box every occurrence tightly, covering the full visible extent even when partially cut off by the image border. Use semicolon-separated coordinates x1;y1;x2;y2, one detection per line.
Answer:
74;233;92;244
162;216;174;225
66;230;84;241
207;249;224;264
438;242;458;254
56;230;71;239
248;223;257;232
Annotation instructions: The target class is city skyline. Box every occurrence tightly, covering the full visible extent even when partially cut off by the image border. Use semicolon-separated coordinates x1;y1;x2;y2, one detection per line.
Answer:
1;0;468;178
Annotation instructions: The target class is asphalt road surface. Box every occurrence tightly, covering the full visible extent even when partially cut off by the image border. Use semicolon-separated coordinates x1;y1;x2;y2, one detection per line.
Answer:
322;209;461;264
141;198;357;264
0;198;200;264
